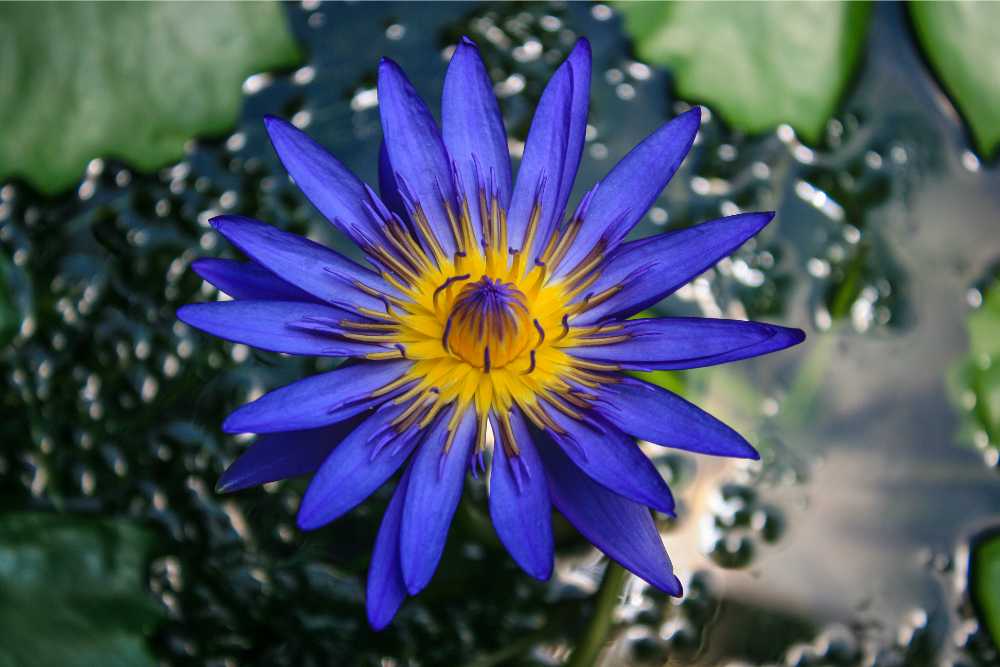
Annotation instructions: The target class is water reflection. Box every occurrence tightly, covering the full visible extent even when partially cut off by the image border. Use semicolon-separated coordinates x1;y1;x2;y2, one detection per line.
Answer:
1;1;999;665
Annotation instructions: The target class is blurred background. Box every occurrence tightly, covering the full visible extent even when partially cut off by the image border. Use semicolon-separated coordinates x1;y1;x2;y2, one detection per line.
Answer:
1;2;999;665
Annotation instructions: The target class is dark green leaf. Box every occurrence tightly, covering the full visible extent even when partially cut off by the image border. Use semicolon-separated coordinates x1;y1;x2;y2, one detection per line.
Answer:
910;2;1000;158
971;530;1000;648
615;1;871;143
0;2;302;194
0;513;163;667
948;280;1000;452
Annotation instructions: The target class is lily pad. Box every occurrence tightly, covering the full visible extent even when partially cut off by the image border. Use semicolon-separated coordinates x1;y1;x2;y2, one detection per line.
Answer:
948;279;1000;452
0;513;163;667
910;2;1000;158
0;2;302;194
615;1;871;143
970;529;1000;649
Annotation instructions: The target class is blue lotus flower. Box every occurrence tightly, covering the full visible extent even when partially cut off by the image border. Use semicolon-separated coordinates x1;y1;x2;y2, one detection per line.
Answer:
178;37;804;629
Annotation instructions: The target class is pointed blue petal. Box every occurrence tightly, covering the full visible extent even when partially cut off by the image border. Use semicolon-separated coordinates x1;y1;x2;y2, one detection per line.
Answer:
545;410;674;514
506;51;574;254
378;58;457;256
366;466;411;631
489;410;554;580
594;377;758;459
264;115;383;241
378;141;410;224
217;422;355;493
537;439;682;595
176;300;385;357
574;212;774;324
209;215;397;312
547;38;591;254
443;36;512;237
570;317;806;370
297;404;418;530
223;361;411;434
557;107;701;276
191;258;318;302
400;407;476;594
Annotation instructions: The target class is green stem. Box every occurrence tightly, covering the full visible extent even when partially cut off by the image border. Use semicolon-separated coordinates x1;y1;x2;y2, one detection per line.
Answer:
566;562;627;667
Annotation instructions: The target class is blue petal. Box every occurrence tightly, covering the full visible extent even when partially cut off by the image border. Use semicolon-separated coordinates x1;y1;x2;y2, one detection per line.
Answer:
538;439;682;595
217;422;355;493
191;258;318;302
366;466;411;631
177;300;386;357
209;215;397;312
574;212;774;324
506;48;574;254
264;115;384;241
297;404;418;530
488;409;554;580
400;407;477;594
378;58;458;256
222;360;412;434
442;36;512;238
570;317;806;370
557;107;701;277
593;377;758;459
548;38;591;254
546;409;674;515
378;141;410;224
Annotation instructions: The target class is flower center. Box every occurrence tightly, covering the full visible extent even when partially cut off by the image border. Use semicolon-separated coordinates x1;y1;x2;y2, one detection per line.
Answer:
444;276;533;370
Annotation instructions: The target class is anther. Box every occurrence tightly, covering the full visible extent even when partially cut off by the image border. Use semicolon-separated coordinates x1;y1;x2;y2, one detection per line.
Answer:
442;315;454;352
533;319;545;346
554;314;570;342
521;349;537;375
433;273;470;309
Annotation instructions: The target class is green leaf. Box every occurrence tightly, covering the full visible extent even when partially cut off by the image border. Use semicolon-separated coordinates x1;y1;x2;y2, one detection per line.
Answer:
971;530;1000;648
631;369;687;396
615;1;871;143
0;513;163;667
910;2;1000;158
948;280;1000;452
0;2;302;194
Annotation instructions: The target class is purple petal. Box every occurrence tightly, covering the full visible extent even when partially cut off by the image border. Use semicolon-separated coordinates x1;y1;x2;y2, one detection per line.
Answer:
593;376;758;459
400;407;477;594
297;404;418;530
557;107;701;276
378;58;458;256
222;360;412;434
506;49;574;254
209;215;397;312
217;422;355;493
488;410;554;580
546;410;674;515
264;115;383;241
366;466;411;631
574;212;775;324
538;439;681;595
191;258;318;302
442;36;512;237
570;317;806;370
177;300;386;357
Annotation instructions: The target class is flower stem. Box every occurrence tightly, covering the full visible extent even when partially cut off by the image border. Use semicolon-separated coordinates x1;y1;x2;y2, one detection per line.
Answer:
566;562;627;667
